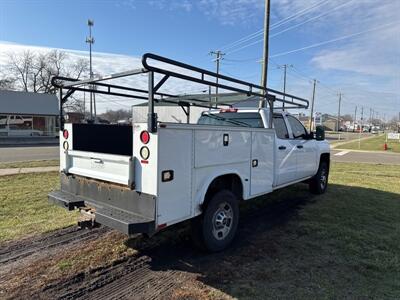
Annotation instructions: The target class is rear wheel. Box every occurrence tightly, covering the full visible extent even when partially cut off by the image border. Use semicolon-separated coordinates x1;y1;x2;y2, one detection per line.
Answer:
191;190;239;252
309;161;329;194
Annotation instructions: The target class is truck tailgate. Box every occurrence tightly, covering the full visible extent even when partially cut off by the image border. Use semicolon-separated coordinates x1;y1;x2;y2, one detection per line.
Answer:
65;150;134;186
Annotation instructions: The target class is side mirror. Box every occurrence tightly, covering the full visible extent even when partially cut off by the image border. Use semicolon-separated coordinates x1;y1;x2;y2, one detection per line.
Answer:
315;125;325;141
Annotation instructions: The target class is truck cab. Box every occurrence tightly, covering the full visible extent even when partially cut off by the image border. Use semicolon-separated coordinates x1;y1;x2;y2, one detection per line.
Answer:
199;108;330;188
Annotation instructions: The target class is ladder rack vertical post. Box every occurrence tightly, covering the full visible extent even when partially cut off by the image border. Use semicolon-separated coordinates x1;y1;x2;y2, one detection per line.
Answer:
268;95;275;128
59;88;64;131
148;71;158;132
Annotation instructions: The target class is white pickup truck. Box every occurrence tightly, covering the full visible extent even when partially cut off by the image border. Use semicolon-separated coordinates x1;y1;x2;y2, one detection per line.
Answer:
49;53;330;252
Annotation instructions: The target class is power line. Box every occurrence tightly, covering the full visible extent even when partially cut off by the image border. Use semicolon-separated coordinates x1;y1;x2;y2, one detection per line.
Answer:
270;0;355;38
220;29;263;52
227;1;364;56
219;0;331;52
270;21;399;58
270;0;331;31
226;38;263;55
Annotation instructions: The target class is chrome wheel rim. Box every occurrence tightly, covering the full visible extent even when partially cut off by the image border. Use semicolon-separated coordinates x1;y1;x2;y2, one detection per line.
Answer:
320;167;327;190
212;202;233;240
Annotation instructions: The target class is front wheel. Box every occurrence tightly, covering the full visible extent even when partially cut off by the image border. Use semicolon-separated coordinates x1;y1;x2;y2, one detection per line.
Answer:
309;161;329;194
191;190;239;252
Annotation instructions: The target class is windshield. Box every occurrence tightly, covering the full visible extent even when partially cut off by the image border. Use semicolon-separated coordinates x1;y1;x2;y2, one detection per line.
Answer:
198;112;264;128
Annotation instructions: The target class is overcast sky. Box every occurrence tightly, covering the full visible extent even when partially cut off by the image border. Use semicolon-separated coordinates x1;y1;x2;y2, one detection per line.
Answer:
0;0;399;119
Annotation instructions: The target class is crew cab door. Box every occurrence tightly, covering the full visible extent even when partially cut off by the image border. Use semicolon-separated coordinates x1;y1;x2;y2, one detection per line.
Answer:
273;114;297;186
286;115;318;178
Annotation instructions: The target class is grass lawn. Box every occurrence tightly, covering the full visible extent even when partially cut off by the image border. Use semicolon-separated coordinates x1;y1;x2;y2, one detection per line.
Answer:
183;162;400;299
0;160;59;169
337;134;400;153
0;172;76;242
0;163;399;299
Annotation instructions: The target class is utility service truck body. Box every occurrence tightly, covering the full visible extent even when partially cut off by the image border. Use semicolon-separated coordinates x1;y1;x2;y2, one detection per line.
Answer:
49;53;330;251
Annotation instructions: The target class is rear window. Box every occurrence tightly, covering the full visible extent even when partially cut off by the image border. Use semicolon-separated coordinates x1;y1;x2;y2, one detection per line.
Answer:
198;112;264;128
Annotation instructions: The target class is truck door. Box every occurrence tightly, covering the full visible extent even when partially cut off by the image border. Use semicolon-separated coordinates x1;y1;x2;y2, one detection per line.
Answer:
286;115;318;178
273;114;297;186
250;131;274;195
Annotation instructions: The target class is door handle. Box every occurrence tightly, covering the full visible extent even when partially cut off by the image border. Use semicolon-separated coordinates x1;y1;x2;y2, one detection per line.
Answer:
297;145;304;149
91;158;103;164
278;146;286;150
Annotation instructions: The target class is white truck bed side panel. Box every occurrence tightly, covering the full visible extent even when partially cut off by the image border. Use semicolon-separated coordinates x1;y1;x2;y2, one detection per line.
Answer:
157;128;193;225
250;131;275;196
194;130;251;168
193;162;250;215
133;123;158;196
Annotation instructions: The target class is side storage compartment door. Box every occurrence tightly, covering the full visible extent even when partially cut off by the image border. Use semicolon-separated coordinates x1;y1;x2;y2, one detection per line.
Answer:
157;128;193;225
250;130;274;196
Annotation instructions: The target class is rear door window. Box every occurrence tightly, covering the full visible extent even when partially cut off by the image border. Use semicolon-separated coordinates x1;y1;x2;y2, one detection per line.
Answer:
198;112;264;128
273;115;289;139
287;115;307;139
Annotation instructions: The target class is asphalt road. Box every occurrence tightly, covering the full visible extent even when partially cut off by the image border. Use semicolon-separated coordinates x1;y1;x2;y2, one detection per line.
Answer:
0;146;59;163
331;149;400;165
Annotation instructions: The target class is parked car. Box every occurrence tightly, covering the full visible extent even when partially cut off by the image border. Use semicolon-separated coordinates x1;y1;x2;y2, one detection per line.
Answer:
0;126;43;137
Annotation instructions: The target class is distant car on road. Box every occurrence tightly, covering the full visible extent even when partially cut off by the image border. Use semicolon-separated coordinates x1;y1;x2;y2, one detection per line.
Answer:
0;126;43;137
371;126;380;134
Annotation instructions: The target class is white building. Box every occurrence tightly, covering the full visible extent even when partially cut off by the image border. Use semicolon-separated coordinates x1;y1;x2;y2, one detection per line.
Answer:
131;93;259;124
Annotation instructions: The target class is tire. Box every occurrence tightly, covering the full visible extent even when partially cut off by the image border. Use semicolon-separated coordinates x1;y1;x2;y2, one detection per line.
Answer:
309;161;329;194
191;190;239;252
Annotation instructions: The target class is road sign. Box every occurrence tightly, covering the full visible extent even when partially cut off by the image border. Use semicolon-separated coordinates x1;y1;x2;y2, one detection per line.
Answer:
387;132;400;140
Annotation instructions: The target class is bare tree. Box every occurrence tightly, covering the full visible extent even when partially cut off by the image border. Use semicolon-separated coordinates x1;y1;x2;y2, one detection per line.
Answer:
341;114;353;122
99;109;131;123
0;77;15;90
5;49;89;112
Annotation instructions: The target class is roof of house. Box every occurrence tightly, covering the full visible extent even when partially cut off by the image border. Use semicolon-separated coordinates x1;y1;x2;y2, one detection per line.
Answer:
0;90;59;116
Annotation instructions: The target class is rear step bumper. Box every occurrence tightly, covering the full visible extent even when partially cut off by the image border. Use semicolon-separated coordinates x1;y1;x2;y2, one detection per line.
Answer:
48;174;156;236
49;190;85;211
96;205;154;235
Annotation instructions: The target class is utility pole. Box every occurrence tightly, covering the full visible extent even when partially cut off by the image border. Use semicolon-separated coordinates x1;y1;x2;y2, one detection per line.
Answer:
309;79;317;131
354;106;357;132
86;19;95;121
277;64;293;111
337;93;342;132
260;0;271;121
361;106;364;132
210;50;225;106
358;106;364;149
369;108;372;124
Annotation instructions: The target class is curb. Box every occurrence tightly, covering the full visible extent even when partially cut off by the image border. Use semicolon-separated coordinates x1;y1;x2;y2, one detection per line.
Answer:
332;148;400;155
0;166;59;176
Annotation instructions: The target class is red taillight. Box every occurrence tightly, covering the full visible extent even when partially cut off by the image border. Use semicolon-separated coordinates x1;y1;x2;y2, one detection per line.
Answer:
63;129;69;139
140;131;150;144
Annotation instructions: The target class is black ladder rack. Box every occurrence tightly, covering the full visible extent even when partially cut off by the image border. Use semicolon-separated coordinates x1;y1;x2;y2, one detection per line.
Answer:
52;52;309;132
